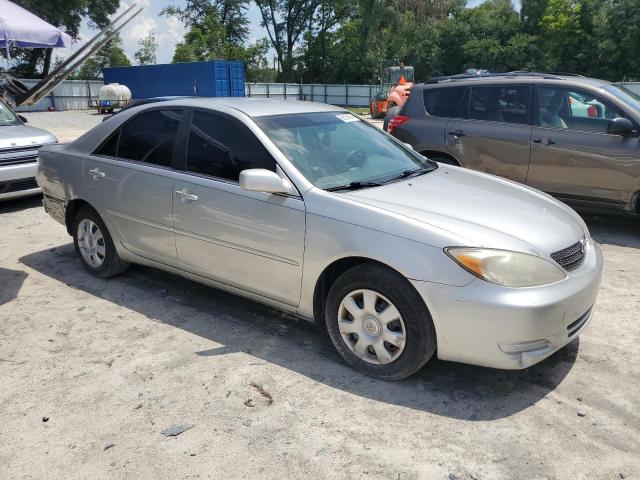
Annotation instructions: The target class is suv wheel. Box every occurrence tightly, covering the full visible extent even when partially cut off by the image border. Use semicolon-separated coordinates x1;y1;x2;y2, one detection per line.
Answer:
325;263;437;380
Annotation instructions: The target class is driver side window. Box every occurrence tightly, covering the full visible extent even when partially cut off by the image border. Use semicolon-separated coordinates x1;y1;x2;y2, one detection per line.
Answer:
539;86;629;133
185;111;275;182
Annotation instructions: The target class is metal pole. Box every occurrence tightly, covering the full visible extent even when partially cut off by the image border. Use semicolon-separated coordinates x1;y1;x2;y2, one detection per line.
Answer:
86;81;93;108
284;83;287;100
299;78;303;100
311;85;314;102
266;83;270;98
345;84;349;107
248;83;251;97
324;84;327;104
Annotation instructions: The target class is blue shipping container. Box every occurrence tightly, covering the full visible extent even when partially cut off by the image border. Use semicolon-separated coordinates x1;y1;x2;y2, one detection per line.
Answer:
103;60;245;99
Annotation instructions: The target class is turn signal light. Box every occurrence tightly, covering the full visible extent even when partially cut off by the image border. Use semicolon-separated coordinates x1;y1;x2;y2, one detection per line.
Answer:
387;115;409;133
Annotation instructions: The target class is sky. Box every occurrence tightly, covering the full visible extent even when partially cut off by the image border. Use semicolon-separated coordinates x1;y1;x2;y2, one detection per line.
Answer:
65;0;504;66
68;1;266;65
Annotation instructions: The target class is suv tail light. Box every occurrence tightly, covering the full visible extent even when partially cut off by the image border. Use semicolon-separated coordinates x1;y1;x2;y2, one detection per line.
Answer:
387;115;409;133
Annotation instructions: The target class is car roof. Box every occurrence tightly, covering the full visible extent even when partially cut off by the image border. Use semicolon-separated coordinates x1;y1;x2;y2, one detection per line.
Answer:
419;73;611;89
130;97;348;117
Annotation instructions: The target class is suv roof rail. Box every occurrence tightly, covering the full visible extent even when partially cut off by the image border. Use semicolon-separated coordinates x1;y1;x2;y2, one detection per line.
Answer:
424;71;569;84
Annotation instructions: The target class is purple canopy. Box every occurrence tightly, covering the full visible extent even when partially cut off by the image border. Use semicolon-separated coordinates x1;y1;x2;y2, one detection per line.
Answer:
0;0;71;50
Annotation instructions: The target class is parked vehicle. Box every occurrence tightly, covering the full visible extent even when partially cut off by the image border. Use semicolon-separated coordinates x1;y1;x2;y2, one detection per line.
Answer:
390;72;640;215
370;64;414;120
0;100;57;200
38;98;602;380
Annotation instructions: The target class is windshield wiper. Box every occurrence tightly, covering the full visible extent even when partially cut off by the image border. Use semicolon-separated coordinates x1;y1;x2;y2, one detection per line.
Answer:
382;167;433;184
325;180;385;192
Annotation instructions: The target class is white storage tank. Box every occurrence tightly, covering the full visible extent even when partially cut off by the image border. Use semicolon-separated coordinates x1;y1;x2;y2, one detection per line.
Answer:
99;83;131;103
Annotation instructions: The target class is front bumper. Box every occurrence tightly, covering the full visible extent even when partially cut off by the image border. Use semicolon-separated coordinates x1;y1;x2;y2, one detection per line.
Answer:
411;239;603;369
0;161;41;200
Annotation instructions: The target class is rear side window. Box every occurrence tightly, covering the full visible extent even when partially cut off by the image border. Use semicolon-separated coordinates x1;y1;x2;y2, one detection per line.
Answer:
423;87;467;118
94;131;119;157
117;110;182;167
468;86;531;124
186;111;275;182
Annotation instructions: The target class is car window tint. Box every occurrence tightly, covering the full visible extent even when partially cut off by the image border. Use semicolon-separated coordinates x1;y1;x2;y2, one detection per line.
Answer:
540;87;627;133
93;130;119;157
186;111;275;182
423;87;467;118
117;110;182;167
468;86;530;124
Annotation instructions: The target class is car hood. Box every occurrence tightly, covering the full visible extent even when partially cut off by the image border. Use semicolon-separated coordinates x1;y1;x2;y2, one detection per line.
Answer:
0;124;57;149
342;165;586;256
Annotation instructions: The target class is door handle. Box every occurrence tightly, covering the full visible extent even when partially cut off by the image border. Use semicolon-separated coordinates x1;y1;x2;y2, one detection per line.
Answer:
88;168;106;179
448;130;466;137
533;137;556;146
175;190;199;202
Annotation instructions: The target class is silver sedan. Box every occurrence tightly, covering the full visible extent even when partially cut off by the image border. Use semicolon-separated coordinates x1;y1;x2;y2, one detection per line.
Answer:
37;98;602;380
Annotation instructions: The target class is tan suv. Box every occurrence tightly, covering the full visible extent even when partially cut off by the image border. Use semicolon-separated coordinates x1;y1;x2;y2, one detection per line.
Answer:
390;73;640;215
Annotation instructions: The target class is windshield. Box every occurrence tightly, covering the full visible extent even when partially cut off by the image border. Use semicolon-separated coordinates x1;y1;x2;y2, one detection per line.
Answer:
605;84;640;112
385;67;414;85
255;112;434;190
0;100;19;126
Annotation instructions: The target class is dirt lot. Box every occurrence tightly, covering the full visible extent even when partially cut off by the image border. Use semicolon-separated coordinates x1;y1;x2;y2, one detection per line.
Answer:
1;111;639;479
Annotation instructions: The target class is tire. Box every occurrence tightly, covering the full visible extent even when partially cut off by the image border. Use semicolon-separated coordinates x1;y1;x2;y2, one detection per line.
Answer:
325;263;437;380
383;105;399;131
370;98;384;119
428;155;460;166
72;206;130;278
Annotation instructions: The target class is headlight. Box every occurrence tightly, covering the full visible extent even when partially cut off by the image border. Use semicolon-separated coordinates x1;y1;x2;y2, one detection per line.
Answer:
445;247;567;287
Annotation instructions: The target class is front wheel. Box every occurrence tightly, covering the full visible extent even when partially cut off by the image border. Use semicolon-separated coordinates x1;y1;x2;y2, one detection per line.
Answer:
369;98;384;119
325;264;437;380
72;206;129;278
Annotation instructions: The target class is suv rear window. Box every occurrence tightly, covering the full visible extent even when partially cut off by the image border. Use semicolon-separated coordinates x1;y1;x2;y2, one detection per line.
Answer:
468;86;531;124
423;87;467;118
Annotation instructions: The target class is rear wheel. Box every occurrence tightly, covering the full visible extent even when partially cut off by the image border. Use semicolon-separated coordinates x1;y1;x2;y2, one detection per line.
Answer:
325;263;437;380
72;206;129;278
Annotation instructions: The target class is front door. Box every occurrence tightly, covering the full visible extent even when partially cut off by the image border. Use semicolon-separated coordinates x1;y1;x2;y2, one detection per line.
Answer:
84;109;183;265
172;110;306;306
526;85;640;207
445;84;533;183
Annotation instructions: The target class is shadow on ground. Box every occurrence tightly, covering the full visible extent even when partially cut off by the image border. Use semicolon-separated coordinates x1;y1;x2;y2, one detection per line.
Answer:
0;267;28;306
20;243;582;421
581;212;640;249
0;195;42;214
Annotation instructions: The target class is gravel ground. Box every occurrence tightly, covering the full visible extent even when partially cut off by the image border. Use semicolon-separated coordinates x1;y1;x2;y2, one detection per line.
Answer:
1;110;639;479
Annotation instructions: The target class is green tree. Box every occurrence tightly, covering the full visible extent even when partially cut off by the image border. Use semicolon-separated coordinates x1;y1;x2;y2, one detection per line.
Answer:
134;33;158;66
162;0;250;44
73;35;131;79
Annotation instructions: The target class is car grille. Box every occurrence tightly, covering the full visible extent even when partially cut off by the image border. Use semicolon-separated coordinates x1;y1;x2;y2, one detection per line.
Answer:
0;177;39;194
566;308;592;338
0;144;41;166
551;239;586;272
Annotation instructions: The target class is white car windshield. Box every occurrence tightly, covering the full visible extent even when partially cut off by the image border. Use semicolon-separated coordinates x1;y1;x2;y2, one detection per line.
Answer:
255;112;435;191
0;100;19;126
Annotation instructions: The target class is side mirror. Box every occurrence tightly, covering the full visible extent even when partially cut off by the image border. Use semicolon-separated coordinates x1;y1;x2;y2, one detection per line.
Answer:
18;114;28;123
607;117;635;135
239;169;290;194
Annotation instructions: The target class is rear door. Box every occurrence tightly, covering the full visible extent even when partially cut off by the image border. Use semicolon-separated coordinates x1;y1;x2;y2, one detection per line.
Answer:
84;109;183;265
526;85;640;207
445;84;533;183
172;110;306;306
